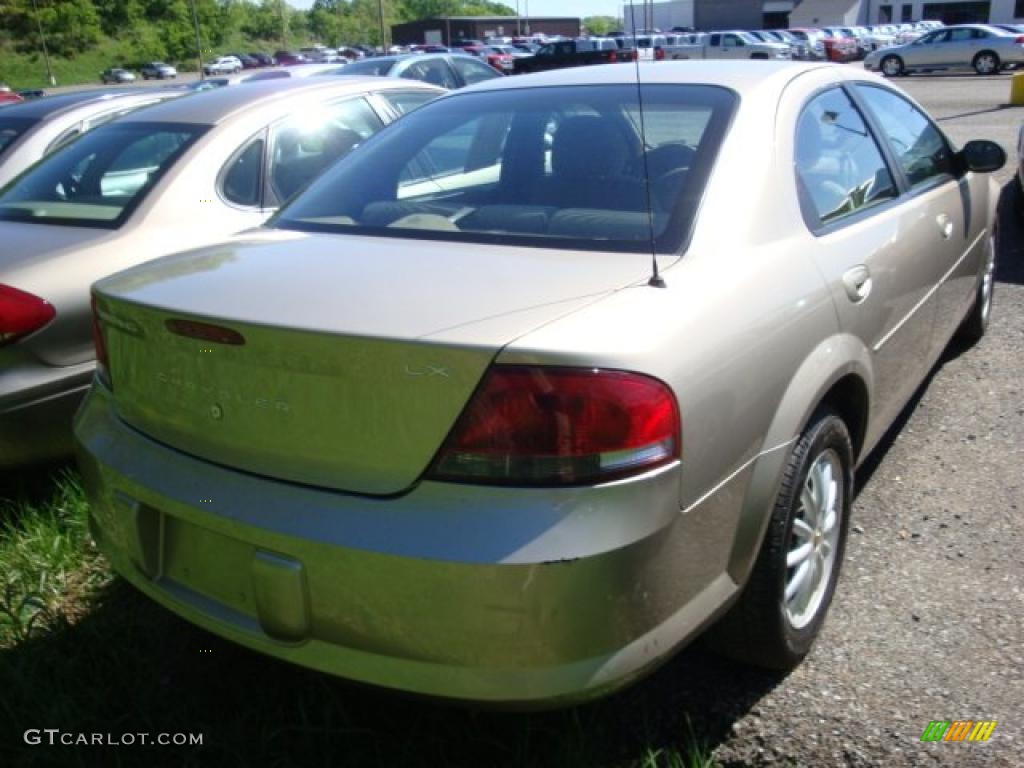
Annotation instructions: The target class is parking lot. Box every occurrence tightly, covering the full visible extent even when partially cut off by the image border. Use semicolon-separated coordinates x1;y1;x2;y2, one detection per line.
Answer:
1;69;1022;767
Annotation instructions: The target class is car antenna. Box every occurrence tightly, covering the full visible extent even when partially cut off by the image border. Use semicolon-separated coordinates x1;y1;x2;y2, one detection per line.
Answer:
629;0;665;288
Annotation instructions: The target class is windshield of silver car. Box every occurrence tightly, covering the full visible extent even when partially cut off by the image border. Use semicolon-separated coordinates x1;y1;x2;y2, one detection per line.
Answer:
0;121;206;228
272;84;737;253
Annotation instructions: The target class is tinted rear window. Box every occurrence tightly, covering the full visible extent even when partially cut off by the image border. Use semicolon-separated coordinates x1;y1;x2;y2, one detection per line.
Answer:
273;84;736;253
0;121;206;228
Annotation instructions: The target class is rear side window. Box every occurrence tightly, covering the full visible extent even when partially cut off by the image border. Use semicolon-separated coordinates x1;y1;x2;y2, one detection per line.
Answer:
379;89;439;116
450;56;501;85
400;58;458;89
855;84;954;189
220;136;265;207
0;121;204;228
267;97;383;205
794;87;897;227
273;84;737;254
0;116;36;158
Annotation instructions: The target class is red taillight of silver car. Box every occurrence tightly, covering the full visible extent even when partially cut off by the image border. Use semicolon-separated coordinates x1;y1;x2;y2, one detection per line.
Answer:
0;284;55;347
429;366;680;486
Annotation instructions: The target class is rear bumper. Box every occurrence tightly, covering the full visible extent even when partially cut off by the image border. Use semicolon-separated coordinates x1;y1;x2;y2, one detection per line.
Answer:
0;357;93;468
74;384;744;706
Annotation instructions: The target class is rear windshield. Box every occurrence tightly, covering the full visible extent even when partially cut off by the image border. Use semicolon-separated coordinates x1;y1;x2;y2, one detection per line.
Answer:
0;121;206;228
339;59;395;76
273;84;736;253
0;116;38;158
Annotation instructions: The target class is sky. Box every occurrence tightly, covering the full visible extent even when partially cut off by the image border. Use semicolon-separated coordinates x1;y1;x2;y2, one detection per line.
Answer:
287;0;624;21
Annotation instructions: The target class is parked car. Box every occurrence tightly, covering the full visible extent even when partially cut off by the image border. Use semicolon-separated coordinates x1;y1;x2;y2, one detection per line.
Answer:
140;61;177;80
865;24;1024;76
0;77;443;466
76;61;1004;706
664;30;791;60
514;39;634;73
203;56;242;75
100;67;136;84
273;51;310;66
462;45;515;73
0;89;183;188
247;52;276;67
785;28;828;60
1017;121;1024;195
763;29;811;59
340;53;502;89
0;89;23;106
823;27;869;59
225;53;260;69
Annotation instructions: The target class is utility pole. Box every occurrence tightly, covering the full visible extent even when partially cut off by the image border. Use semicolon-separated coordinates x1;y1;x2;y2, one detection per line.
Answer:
280;0;287;51
188;0;204;79
378;0;387;52
30;0;56;87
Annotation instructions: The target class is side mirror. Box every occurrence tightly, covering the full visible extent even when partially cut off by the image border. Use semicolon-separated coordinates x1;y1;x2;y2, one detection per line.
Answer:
960;140;1006;173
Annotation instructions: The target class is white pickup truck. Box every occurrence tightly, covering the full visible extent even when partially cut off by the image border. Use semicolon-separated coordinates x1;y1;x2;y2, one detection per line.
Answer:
664;30;792;60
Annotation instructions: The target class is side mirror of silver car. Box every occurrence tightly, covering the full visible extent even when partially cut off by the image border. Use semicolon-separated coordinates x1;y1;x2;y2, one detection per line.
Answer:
960;140;1006;173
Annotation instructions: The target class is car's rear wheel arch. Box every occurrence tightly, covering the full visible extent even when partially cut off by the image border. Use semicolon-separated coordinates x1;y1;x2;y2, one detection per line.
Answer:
816;373;868;464
724;338;872;587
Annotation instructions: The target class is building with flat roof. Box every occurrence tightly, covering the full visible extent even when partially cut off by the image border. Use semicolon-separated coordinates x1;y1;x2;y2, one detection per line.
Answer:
391;16;581;46
792;0;1023;25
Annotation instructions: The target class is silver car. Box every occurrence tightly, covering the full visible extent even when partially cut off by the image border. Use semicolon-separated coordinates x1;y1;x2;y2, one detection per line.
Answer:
0;89;182;188
865;23;1024;75
76;62;1003;706
0;78;442;466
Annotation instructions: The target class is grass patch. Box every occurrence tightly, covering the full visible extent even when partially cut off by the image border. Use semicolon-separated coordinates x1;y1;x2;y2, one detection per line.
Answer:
0;469;771;767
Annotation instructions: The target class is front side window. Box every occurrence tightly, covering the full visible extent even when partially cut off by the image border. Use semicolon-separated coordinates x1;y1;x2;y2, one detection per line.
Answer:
795;87;897;226
0;121;204;227
267;97;383;205
856;84;954;189
273;84;737;254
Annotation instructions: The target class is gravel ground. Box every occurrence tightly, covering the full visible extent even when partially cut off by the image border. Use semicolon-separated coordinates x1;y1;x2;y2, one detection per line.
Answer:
703;74;1024;767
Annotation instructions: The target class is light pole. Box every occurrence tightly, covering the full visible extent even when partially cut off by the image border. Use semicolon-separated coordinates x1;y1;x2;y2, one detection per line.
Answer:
516;0;521;36
188;0;204;79
524;0;530;36
378;0;387;52
30;0;56;87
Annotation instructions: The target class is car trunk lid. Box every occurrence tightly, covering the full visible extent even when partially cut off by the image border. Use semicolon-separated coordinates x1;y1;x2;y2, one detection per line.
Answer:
94;229;652;495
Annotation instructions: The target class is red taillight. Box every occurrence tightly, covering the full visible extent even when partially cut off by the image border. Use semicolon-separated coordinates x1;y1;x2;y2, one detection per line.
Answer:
0;284;55;347
90;295;111;389
1016;35;1024;43
609;50;618;62
429;366;680;486
655;46;665;61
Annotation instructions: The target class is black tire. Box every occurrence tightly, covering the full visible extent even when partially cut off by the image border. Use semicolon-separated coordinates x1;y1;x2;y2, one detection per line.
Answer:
973;51;1000;75
880;55;904;77
708;408;853;670
956;232;996;345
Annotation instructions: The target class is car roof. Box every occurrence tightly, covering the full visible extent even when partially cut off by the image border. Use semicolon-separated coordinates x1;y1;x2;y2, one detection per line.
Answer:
117;76;438;125
0;88;161;120
461;60;836;96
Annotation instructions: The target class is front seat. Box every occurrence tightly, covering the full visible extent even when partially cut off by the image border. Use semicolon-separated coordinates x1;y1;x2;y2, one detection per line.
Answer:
537;115;647;211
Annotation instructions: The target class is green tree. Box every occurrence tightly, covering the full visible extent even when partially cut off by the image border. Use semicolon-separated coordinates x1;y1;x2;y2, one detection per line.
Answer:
583;15;618;36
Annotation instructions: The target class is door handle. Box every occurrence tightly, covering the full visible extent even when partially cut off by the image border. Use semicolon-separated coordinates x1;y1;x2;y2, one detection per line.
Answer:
936;213;953;239
842;265;872;303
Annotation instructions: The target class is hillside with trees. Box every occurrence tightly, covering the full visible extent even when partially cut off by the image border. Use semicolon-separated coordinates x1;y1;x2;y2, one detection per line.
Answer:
0;0;515;88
